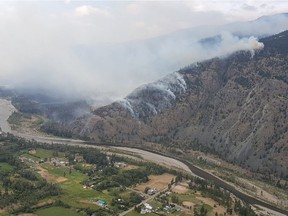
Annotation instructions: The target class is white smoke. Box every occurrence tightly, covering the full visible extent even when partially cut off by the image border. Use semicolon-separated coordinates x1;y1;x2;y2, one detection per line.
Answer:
0;2;285;105
214;32;264;58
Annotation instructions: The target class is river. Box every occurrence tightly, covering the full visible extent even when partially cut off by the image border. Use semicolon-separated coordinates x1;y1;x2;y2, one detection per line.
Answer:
0;99;287;215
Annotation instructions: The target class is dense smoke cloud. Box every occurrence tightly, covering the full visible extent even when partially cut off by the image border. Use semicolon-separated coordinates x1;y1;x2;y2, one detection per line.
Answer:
0;2;287;106
212;32;264;58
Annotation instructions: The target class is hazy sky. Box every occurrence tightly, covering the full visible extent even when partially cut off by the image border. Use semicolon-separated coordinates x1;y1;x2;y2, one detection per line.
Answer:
1;1;286;43
0;1;288;104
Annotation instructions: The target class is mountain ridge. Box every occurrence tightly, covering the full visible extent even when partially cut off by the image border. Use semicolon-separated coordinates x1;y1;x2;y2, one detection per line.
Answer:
70;30;288;179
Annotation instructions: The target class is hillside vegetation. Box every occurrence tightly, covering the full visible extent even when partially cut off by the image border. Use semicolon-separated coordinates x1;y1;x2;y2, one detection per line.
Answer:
69;31;288;179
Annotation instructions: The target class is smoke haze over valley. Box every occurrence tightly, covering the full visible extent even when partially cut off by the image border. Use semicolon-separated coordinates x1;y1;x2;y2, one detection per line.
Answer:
0;1;288;106
1;2;288;215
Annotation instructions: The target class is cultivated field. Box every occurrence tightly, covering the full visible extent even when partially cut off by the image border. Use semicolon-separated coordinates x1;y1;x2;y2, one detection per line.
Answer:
35;206;81;216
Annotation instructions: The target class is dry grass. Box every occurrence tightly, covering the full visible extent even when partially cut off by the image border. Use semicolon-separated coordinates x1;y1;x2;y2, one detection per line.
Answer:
196;196;226;215
236;177;286;206
32;199;54;209
134;173;175;192
172;182;189;194
182;201;195;208
122;165;139;171
29;149;36;154
37;165;67;183
182;212;194;216
17;214;37;216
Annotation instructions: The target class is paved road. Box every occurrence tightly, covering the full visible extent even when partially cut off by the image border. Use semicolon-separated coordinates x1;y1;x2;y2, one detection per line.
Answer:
118;187;168;216
126;187;148;198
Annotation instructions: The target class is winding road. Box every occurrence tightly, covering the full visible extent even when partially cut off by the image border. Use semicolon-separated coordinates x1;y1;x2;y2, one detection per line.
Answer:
0;99;287;216
14;133;288;216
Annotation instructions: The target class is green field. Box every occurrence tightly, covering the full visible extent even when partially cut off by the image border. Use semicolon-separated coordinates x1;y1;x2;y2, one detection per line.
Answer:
194;204;213;216
35;206;81;216
22;152;41;161
34;149;55;158
148;199;162;209
127;211;158;216
0;212;9;216
34;148;65;158
0;162;15;174
171;191;199;203
43;165;111;210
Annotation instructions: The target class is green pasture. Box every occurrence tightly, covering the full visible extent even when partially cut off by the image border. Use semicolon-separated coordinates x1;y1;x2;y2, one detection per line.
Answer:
35;206;81;216
0;162;15;174
127;211;158;216
43;165;112;210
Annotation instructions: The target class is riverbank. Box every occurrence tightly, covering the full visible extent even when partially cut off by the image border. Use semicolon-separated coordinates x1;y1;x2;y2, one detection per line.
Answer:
0;98;287;216
0;99;16;132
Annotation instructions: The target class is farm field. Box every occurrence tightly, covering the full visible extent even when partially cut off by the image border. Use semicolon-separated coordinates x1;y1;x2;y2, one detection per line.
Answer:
0;162;15;174
134;173;175;192
0;134;260;216
30;148;65;159
35;206;81;216
27;152;110;210
126;211;158;216
21;149;189;215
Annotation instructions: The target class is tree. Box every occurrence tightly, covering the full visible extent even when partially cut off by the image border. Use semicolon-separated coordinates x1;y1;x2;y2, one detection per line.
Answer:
227;208;232;215
175;174;183;183
4;188;8;195
134;205;141;213
52;151;59;157
168;183;172;190
144;187;150;194
129;192;143;205
171;195;179;204
200;205;208;216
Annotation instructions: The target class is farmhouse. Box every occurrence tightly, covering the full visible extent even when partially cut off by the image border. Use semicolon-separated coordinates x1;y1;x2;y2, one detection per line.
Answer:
74;154;84;162
114;162;127;168
96;199;106;207
50;158;68;166
140;203;153;214
147;188;157;195
163;205;171;212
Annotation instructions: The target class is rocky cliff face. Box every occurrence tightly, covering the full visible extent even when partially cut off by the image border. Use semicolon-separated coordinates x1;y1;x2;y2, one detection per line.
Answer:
71;31;288;178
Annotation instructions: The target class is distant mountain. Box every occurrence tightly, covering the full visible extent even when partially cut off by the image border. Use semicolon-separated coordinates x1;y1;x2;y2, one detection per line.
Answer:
3;13;288;178
2;13;288;105
70;30;288;178
0;88;91;123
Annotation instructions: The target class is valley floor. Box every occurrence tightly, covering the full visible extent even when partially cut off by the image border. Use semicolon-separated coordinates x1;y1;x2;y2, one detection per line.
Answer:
0;99;287;216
